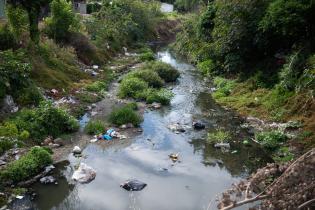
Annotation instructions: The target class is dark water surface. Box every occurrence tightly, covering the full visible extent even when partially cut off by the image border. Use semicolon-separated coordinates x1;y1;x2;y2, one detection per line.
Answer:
31;50;269;210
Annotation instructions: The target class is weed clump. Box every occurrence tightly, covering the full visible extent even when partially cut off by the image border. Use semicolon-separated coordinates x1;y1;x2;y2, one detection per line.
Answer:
85;81;108;93
109;104;142;127
118;77;148;98
125;69;164;88
255;131;287;150
0;147;52;183
145;89;174;105
9;101;79;143
85;120;106;135
143;61;180;82
207;130;232;144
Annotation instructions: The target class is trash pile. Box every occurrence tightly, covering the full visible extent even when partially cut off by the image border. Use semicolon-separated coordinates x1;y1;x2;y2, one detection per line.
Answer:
90;128;127;143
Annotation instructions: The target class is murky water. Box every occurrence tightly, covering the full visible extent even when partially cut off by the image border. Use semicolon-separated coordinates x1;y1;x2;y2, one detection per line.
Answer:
31;50;269;210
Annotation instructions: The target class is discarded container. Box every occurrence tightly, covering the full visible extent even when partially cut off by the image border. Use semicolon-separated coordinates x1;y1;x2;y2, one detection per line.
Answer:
103;134;112;140
120;179;147;191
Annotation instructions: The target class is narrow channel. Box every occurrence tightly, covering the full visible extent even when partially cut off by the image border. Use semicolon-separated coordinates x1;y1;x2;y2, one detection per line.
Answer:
31;48;269;210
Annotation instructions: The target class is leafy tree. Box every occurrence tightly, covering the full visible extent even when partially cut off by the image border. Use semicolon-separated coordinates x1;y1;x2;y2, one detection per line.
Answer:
45;0;80;41
7;0;51;43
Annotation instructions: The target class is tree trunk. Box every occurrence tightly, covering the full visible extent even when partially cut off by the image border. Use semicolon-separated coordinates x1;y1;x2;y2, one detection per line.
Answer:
27;7;40;44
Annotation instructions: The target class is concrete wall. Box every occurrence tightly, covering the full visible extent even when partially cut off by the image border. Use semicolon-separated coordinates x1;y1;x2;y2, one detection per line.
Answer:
0;0;5;18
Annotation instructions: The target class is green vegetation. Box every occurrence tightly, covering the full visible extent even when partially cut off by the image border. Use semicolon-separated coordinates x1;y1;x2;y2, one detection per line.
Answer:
143;61;179;82
45;0;80;41
118;61;178;105
8;101;79;143
85;81;108;93
0;147;52;183
207;130;231;144
255;131;287;150
109;104;142;127
85;120;106;135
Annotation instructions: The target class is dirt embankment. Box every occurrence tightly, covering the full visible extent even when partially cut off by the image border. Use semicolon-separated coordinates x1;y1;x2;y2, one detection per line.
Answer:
217;148;315;210
154;19;182;43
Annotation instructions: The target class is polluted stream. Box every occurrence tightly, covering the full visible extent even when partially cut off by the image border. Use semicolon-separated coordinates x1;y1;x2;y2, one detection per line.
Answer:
29;49;270;210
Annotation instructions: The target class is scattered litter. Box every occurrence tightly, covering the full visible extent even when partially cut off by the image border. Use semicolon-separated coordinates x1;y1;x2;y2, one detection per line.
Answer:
231;150;238;154
169;153;179;162
73;146;82;154
90;137;98;143
120;179;147;191
50;89;58;95
16;195;24;200
150;102;162;109
92;65;99;70
40;176;57;184
72;163;96;184
214;143;230;149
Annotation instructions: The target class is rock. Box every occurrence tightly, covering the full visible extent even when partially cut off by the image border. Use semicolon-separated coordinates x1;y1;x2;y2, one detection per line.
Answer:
44;165;55;173
120;124;127;129
92;65;99;70
42;136;53;146
72;163;96;183
40;176;56;184
168;123;185;133
126;123;134;128
151;102;162;109
0;160;6;166
91;103;97;108
1;95;19;113
192;121;205;130
49;143;61;148
73;146;82;154
53;138;64;146
120;179;147;191
214;143;230;149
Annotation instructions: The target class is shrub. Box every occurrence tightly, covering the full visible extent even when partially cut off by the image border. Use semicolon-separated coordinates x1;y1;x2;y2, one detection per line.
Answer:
109;104;142;126
145;89;174;105
273;146;294;163
0;147;52;183
6;5;28;41
45;0;80;41
0;24;16;50
125;69;164;88
15;85;43;106
0;137;15;155
212;77;236;98
197;59;216;76
85;120;106;135
118;77;148;98
0;50;32;100
143;61;180;82
139;51;155;61
85;81;108;92
207;130;232;144
255;131;287;150
10;101;79;142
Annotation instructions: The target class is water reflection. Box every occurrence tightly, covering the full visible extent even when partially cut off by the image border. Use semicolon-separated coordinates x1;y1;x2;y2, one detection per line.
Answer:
30;50;270;210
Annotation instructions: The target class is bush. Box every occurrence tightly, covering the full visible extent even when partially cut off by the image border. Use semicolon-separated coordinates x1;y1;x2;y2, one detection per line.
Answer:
207;130;232;144
15;85;43;107
143;61;180;82
255;131;287;150
0;137;15;155
197;59;216;76
0;50;32;100
85;120;106;135
0;147;52;183
118;77;148;98
145;88;174;105
109;104;142;126
0;25;16;50
139;51;155;61
6;5;28;41
85;81;108;92
125;69;164;88
45;0;80;41
212;77;236;98
10;101;79;142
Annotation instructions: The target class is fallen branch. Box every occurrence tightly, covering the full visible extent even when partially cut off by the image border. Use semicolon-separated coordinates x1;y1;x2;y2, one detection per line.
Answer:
220;195;268;210
298;199;315;209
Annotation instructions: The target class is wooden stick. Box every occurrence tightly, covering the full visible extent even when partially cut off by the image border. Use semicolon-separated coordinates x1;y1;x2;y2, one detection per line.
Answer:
220;195;269;210
298;199;315;209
